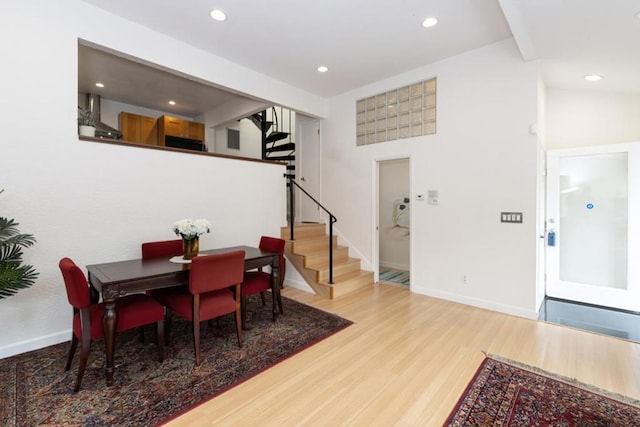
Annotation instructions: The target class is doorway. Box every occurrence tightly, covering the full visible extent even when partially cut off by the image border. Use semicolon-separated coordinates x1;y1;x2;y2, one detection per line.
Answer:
545;143;640;311
296;114;321;223
377;158;411;288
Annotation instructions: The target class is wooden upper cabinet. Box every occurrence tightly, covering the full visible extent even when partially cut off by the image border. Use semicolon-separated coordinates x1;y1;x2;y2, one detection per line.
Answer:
119;112;158;145
158;115;205;146
162;115;186;137
187;121;205;141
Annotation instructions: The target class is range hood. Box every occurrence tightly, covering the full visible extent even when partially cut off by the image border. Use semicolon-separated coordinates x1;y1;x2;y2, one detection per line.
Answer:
84;93;122;139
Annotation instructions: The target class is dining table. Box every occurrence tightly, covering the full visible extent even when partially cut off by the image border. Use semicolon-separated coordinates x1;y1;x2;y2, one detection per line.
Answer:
86;245;281;387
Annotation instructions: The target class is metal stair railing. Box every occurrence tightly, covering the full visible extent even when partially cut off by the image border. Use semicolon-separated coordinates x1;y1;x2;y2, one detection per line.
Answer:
286;175;337;284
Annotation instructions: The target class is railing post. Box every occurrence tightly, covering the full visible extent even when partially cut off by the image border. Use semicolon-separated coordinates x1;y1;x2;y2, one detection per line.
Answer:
288;174;295;241
328;217;334;284
260;110;267;160
286;178;336;285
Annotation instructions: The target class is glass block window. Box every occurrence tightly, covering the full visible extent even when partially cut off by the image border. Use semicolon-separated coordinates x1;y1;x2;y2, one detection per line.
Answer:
356;78;436;146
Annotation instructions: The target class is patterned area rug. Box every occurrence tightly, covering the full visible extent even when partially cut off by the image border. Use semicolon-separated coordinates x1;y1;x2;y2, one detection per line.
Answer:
0;295;352;426
379;268;409;286
445;355;640;426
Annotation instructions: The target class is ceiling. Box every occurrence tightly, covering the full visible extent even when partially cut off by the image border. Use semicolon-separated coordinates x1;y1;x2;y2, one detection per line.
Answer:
78;0;640;118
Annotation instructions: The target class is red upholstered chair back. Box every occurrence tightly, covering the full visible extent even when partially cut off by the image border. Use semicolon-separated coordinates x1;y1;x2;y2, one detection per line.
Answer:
141;239;183;260
259;236;286;286
189;250;245;294
59;257;91;309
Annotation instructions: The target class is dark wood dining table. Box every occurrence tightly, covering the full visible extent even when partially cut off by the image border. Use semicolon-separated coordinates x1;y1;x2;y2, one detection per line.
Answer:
86;245;281;387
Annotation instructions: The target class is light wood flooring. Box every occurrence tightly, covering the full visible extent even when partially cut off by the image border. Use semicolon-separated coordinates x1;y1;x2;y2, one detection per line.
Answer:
166;284;640;426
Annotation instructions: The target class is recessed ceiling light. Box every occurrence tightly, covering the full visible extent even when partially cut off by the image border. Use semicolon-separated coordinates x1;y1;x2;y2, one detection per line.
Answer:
95;82;104;88
210;9;227;21
421;17;438;28
317;65;328;73
168;100;176;105
584;74;602;81
635;11;640;21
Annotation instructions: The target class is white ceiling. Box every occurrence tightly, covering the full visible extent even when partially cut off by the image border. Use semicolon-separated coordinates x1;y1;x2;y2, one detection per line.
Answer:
78;0;640;117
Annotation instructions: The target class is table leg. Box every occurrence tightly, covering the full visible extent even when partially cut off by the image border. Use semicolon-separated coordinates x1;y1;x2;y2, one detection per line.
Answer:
271;257;282;320
102;296;117;387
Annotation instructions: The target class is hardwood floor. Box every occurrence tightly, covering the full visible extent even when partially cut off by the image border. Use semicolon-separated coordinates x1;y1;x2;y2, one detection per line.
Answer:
166;284;640;426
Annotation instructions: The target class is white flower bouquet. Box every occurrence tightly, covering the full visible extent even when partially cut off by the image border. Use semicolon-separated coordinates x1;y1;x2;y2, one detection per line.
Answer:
172;218;211;240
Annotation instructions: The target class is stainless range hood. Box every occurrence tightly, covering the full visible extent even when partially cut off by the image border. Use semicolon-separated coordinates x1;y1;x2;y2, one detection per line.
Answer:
84;93;122;139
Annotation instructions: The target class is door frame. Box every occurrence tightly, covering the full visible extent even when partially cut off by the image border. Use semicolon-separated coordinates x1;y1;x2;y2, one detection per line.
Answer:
373;155;412;285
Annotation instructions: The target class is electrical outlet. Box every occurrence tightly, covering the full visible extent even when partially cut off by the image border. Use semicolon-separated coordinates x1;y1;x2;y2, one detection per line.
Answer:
462;274;470;285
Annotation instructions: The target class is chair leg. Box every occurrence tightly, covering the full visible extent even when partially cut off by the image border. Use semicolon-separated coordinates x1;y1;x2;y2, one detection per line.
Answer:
74;337;91;392
65;333;78;371
156;319;165;362
138;326;145;343
193;319;201;366
259;291;267;306
235;307;243;348
192;293;202;366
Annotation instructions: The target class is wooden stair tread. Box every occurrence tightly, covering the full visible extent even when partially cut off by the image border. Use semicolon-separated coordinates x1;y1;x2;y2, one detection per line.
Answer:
318;269;373;286
307;257;361;272
283;223;373;299
289;236;338;253
296;244;347;256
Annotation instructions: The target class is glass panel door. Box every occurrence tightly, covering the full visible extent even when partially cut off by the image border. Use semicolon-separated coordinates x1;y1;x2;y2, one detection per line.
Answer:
546;144;639;311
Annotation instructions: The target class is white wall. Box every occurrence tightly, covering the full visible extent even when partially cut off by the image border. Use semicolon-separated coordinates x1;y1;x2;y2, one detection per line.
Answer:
323;39;542;318
0;0;325;358
214;119;262;159
546;88;640;149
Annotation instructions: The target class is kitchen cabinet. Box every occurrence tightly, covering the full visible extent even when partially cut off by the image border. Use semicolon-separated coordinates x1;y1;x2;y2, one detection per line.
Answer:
158;115;204;146
119;112;158;145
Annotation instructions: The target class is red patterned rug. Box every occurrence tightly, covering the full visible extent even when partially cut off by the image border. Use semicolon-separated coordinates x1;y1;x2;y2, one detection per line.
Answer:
0;295;352;426
445;355;640;426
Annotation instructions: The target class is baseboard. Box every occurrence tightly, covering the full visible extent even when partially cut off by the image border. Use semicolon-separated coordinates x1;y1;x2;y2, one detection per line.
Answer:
412;286;538;320
0;329;70;359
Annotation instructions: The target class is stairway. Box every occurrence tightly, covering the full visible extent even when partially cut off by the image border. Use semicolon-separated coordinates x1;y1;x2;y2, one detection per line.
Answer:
249;108;295;181
281;223;374;299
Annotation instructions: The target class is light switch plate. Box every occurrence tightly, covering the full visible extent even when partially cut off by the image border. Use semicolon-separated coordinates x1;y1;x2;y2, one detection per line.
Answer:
427;190;439;205
501;212;523;223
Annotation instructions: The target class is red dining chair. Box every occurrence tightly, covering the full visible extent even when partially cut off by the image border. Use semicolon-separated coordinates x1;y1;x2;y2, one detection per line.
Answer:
241;236;286;325
59;257;165;391
141;239;183;260
141;239;187;340
141;239;185;305
163;250;245;366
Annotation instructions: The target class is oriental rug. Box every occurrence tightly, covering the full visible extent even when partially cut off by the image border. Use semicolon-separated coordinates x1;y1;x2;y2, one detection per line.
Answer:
445;355;640;426
0;295;352;426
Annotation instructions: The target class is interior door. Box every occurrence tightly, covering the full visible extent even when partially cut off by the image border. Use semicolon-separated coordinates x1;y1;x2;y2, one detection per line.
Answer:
546;143;639;311
297;115;321;223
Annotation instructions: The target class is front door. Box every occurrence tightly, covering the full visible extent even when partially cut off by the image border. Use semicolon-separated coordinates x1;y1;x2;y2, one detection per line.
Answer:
546;143;640;311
